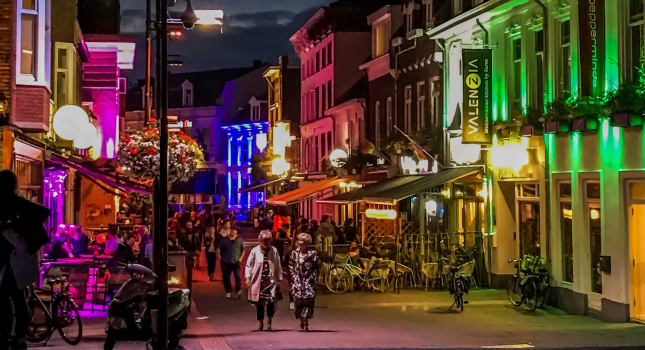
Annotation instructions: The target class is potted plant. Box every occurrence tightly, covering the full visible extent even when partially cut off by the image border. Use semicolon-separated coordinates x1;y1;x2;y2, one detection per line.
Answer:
517;107;544;136
569;96;607;132
544;96;575;134
605;78;645;128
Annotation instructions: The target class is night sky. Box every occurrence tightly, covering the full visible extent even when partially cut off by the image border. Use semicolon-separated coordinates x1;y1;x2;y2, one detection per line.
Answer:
120;0;330;84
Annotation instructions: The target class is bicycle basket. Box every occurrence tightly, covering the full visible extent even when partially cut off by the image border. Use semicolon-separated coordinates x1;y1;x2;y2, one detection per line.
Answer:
521;255;546;274
333;253;349;266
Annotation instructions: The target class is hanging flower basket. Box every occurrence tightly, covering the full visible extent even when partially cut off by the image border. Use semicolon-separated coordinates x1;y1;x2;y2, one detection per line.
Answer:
118;127;204;183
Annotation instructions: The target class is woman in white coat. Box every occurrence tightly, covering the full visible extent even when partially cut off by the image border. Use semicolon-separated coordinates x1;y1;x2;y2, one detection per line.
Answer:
245;230;283;331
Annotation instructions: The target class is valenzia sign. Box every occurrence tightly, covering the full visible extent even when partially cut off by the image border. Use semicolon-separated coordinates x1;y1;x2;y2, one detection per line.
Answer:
462;49;492;144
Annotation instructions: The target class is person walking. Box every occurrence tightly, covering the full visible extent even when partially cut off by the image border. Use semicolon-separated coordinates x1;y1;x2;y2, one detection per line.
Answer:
180;220;202;292
245;230;283;331
288;233;320;331
218;228;245;298
343;218;358;242
204;227;220;281
0;170;51;350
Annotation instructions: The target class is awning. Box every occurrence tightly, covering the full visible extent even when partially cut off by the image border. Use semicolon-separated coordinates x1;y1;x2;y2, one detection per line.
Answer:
171;169;216;194
48;153;153;195
317;175;426;204
266;177;349;206
319;167;482;205
239;177;284;193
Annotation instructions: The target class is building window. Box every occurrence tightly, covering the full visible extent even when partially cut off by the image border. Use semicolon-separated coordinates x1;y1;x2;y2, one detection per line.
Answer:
535;30;545;112
386;97;392;137
322;83;327;114
559;20;571;97
517;183;541;257
558;181;573;283
315;136;319;171
416;82;426;130
512;37;523;113
424;0;433;28
327;81;333;109
251;104;261;121
327;131;332;153
430;79;440;126
373;17;391;58
327;43;332;65
322;46;327;68
453;0;463;16
315;87;320;119
302;95;307;122
316;51;320;73
404;85;412;133
629;0;645;81
586;181;602;294
182;79;194;107
54;43;74;109
17;0;48;83
375;101;381;148
320;134;326;160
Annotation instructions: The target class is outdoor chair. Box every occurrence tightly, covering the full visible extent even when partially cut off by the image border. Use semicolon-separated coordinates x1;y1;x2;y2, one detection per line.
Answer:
421;262;439;291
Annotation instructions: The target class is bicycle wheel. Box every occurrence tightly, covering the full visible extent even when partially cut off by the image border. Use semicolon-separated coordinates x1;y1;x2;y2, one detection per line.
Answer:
325;267;352;293
507;278;522;307
522;280;539;312
53;296;83;345
368;265;396;293
536;276;549;309
26;297;53;343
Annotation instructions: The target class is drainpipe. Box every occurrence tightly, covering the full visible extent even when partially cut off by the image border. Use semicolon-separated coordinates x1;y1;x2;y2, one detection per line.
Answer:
534;0;552;267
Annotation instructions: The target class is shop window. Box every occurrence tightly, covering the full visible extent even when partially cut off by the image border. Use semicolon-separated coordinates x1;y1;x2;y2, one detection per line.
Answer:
629;0;645;81
519;201;541;257
559;20;572;97
534;30;545;112
559;181;573;283
586;181;602;294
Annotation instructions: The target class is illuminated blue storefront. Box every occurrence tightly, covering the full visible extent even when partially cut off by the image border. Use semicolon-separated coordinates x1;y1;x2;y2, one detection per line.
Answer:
221;121;269;210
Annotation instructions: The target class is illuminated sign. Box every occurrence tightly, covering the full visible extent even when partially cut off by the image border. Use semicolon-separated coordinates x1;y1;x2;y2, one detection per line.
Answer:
365;209;397;220
578;0;605;97
462;49;492;144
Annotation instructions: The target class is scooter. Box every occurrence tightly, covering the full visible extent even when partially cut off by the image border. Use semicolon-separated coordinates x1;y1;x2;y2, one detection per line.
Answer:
104;263;190;350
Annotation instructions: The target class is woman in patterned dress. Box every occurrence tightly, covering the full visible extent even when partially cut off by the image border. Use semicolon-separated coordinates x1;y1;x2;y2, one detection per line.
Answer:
289;233;320;331
245;230;283;331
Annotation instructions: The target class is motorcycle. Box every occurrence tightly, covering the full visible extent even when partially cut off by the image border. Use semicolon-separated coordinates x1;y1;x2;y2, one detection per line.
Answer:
104;263;190;350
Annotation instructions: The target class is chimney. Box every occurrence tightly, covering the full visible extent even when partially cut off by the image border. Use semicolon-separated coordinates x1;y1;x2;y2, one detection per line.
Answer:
279;55;289;69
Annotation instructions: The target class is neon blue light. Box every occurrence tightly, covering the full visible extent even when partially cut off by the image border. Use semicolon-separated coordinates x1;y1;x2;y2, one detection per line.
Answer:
237;171;242;207
227;172;232;209
227;137;232;167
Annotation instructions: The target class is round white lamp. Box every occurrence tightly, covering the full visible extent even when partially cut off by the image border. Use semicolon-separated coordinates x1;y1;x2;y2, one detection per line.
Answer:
329;149;348;168
53;105;90;140
73;123;98;149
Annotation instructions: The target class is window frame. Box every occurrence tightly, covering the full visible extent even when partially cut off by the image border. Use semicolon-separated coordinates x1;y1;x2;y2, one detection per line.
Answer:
16;0;49;86
53;42;75;109
584;179;603;296
557;19;572;98
627;0;645;82
416;81;426;130
386;97;393;137
430;77;440;126
557;178;573;284
404;85;412;133
375;100;381;149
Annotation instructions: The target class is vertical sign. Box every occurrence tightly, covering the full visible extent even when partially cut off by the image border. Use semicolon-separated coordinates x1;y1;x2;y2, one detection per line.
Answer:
462;49;492;144
578;0;605;97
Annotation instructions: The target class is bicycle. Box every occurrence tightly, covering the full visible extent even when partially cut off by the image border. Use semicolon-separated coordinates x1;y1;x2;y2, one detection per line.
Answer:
325;254;396;293
26;275;83;346
507;256;548;312
441;259;470;312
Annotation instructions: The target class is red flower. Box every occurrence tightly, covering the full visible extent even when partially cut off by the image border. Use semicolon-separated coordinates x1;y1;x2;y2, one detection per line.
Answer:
129;147;138;155
125;135;132;142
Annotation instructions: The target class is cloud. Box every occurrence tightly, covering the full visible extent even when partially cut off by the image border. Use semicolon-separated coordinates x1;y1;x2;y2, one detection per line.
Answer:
227;10;296;28
121;6;321;83
121;8;146;33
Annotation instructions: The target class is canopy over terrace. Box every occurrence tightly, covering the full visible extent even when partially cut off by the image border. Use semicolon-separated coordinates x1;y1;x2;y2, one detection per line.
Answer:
266;177;351;206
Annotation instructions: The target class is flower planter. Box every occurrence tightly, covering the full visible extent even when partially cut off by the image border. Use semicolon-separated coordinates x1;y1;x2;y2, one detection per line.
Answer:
611;113;644;127
544;121;569;134
571;117;599;132
519;125;543;137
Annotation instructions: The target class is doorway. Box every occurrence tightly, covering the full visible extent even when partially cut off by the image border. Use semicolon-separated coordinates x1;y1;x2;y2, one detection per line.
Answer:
629;203;645;321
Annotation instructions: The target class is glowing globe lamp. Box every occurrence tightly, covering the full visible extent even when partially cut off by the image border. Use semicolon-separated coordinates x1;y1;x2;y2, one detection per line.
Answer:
73;123;98;150
330;149;348;168
53;105;90;140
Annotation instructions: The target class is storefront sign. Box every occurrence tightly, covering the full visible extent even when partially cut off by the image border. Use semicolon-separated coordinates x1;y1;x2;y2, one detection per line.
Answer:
578;0;605;97
462;49;492;144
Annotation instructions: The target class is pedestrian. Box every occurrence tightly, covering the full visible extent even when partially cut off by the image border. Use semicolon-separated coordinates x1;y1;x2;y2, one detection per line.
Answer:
218;228;245;299
69;225;90;258
245;230;283;331
193;218;203;269
343;218;358;242
105;225;121;256
308;220;319;241
180;220;202;292
110;234;137;266
288;233;320;331
204;226;219;281
0;170;51;350
275;223;290;259
137;225;151;265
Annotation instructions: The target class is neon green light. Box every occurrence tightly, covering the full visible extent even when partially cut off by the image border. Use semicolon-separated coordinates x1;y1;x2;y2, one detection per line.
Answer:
605;1;620;91
571;132;581;170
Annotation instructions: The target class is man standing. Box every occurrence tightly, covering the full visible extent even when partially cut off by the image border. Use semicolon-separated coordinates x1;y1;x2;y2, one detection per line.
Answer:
218;228;245;299
181;220;202;293
0;170;50;350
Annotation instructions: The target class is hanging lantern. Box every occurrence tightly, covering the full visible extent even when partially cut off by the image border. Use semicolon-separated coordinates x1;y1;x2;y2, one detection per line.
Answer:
53;105;90;140
73;123;99;150
256;133;268;152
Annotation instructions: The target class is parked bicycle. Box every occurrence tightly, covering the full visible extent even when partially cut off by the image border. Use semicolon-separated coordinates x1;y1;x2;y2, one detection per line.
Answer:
441;258;470;312
325;254;395;293
26;275;83;346
507;256;548;312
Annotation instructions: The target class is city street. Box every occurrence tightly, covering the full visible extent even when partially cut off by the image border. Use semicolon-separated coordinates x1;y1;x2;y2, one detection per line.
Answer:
27;227;645;350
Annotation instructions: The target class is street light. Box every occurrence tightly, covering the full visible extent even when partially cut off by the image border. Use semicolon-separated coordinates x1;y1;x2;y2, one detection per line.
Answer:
180;0;197;29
